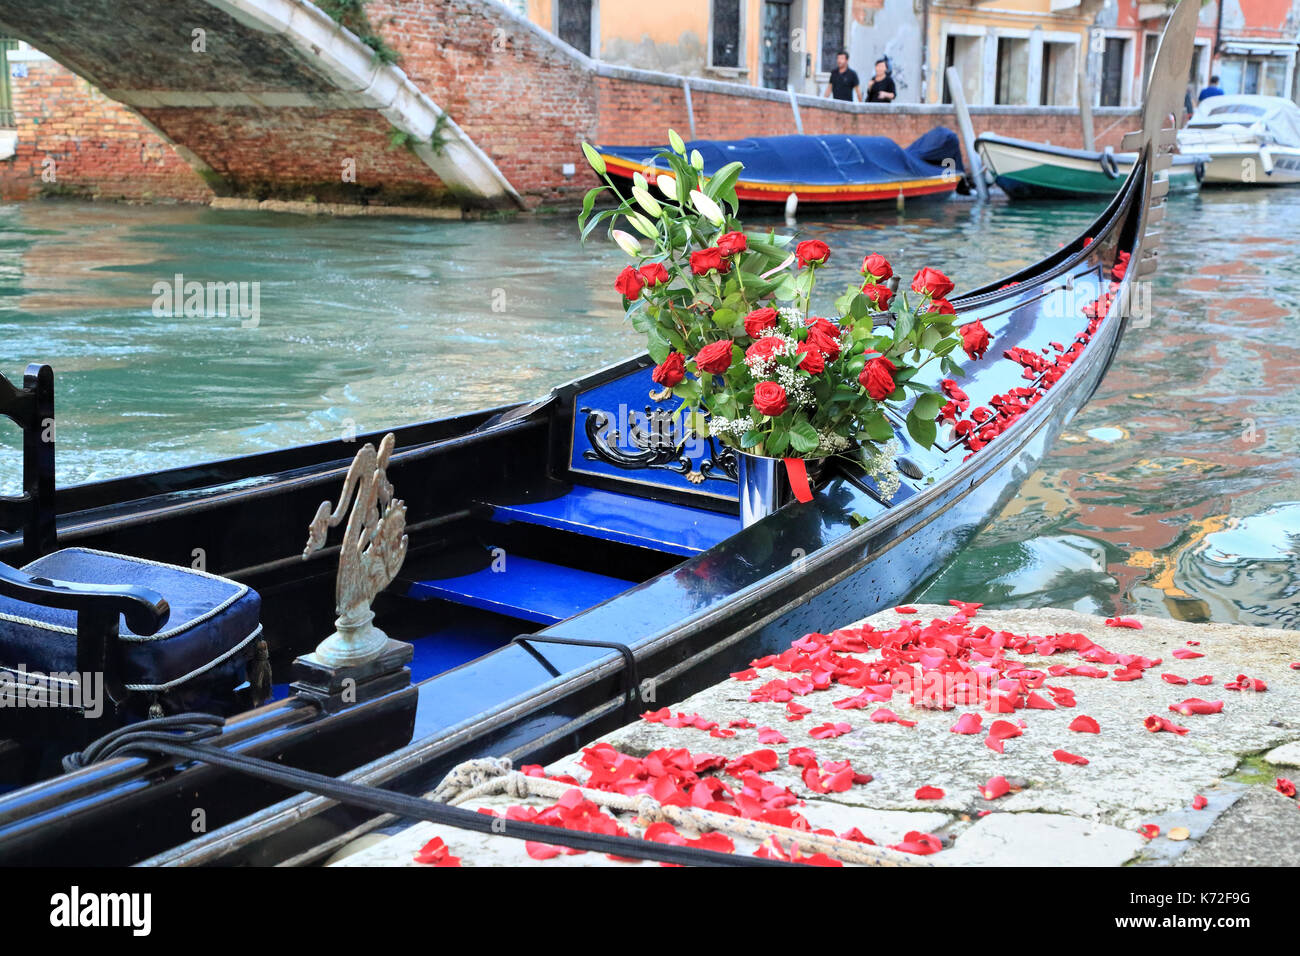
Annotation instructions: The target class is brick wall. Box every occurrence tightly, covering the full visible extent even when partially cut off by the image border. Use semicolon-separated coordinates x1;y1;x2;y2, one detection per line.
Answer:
0;57;212;203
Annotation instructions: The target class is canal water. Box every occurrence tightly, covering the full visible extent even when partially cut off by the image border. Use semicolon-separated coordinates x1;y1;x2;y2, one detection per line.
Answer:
0;189;1295;629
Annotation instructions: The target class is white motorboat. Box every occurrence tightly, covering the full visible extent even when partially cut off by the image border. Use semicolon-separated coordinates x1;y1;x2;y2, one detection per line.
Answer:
1177;94;1300;185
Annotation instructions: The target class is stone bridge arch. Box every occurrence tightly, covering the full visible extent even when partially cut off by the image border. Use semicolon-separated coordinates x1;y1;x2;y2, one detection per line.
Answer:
0;0;523;208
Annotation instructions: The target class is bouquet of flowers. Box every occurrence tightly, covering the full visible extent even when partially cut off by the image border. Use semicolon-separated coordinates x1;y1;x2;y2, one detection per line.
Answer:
578;131;990;491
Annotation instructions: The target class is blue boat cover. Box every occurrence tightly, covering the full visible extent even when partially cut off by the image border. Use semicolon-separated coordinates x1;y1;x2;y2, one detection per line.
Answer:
598;130;962;185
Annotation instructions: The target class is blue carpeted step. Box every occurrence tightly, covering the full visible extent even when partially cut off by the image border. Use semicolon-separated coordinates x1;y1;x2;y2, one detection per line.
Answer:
406;553;635;625
487;485;738;557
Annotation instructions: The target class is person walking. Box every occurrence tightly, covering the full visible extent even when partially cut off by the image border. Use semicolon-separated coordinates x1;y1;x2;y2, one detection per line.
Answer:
825;51;861;102
1197;75;1225;102
866;58;896;103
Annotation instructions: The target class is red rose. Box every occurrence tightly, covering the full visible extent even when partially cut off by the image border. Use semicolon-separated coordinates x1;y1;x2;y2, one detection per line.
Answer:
795;341;825;374
930;298;956;315
861;253;892;281
807;322;842;360
717;231;748;257
745;335;785;365
743;306;778;338
694;339;734;375
859;354;897;401
959;319;991;360
651;352;686;387
638;262;670;287
690;247;729;276
753;382;788;417
861;283;893;309
795;240;830;268
614;266;645;301
911;267;954;300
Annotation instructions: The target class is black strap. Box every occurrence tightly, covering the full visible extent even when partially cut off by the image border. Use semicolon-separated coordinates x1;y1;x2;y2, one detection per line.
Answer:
65;717;793;868
513;634;642;723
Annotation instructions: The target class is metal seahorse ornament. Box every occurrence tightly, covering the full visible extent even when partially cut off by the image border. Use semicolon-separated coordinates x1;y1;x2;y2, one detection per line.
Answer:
302;432;408;666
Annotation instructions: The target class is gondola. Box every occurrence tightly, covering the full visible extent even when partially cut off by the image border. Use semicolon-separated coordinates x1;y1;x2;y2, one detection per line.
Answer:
0;3;1196;867
596;130;965;206
976;132;1205;199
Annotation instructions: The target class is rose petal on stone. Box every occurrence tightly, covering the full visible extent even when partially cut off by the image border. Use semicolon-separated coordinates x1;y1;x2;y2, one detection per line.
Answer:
1138;824;1160;840
1173;648;1204;660
1105;617;1143;629
1053;749;1090;765
1191;674;1214;685
1192;794;1208;810
810;721;852;740
757;726;788;745
1068;715;1100;734
1144;715;1190;735
980;775;1011;800
894;606;918;614
1277;778;1297;798
1161;673;1189;685
915;785;945;800
951;712;984;734
1169;698;1224;716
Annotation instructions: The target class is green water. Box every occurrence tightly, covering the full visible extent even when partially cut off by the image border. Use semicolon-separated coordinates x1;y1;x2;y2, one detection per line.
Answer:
0;193;1296;628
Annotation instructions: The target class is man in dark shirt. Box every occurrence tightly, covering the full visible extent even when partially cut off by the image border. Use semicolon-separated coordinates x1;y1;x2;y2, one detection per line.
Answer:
1198;75;1225;102
867;58;896;102
825;51;860;102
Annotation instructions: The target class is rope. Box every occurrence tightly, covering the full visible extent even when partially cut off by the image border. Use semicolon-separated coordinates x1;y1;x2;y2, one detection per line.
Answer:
434;761;929;868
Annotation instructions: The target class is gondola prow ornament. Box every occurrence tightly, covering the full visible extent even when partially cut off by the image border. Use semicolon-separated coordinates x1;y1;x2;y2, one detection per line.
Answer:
302;433;408;666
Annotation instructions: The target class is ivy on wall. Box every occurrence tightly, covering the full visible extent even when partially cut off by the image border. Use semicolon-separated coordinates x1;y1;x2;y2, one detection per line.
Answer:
317;0;399;65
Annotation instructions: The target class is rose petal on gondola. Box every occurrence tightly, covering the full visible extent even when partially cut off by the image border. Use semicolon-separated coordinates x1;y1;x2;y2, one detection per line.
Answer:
915;785;945;800
1069;715;1100;733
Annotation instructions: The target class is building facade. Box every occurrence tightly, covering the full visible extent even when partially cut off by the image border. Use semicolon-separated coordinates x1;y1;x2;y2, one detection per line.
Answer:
523;0;1300;108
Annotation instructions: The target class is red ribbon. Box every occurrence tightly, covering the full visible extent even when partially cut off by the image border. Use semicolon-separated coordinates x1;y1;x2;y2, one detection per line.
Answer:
783;457;814;503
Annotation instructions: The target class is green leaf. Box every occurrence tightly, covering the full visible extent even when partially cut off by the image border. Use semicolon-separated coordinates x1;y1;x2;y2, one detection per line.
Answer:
905;408;938;448
711;307;737;328
766;429;790;457
646;328;671;364
741;429;764;449
744;238;793;263
913;391;943;421
864;411;895;442
788;418;820;455
580;142;606;176
577;185;606;233
704;161;744;200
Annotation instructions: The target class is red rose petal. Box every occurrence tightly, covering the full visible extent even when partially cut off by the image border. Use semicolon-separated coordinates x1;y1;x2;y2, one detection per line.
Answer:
1169;698;1224;716
1191;674;1214;685
810;721;852;740
951;712;983;735
1105;616;1143;629
1068;715;1100;734
1138;824;1159;840
1053;749;1089;766
894;606;918;614
756;726;788;745
915;785;945;800
1192;794;1208;810
980;775;1011;800
1144;714;1190;735
1277;778;1297;798
1161;673;1189;685
1173;648;1204;660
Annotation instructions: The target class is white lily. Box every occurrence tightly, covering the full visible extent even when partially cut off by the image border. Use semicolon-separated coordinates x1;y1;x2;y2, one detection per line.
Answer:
656;174;678;200
631;185;662;217
690;189;725;226
611;229;642;258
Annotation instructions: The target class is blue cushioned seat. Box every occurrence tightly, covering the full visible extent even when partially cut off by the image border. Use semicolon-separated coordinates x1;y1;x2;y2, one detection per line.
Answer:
0;547;261;692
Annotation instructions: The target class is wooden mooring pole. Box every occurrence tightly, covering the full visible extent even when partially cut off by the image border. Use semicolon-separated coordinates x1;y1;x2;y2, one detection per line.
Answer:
945;66;988;201
1078;71;1097;151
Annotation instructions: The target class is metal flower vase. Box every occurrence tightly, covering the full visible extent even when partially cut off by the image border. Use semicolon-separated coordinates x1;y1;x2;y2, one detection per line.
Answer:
736;451;826;528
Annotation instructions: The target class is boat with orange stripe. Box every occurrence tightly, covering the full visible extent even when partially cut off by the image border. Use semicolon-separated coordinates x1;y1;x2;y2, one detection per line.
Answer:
596;130;965;206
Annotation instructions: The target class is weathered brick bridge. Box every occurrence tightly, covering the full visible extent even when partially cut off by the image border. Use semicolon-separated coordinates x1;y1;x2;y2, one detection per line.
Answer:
0;0;1139;212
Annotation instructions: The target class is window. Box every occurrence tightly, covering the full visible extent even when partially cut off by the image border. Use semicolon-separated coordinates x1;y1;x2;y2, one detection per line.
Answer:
556;0;593;56
711;0;742;69
1040;41;1076;105
1218;56;1289;96
760;0;792;90
995;37;1029;105
1100;37;1127;106
942;34;982;104
1141;33;1159;100
820;0;846;73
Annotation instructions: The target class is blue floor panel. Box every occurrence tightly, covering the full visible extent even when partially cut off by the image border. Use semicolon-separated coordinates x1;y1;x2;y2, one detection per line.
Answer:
489;485;739;556
407;554;635;625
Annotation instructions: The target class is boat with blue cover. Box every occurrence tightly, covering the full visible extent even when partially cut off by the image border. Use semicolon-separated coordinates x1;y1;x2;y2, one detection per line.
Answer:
596;129;965;205
0;2;1197;866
